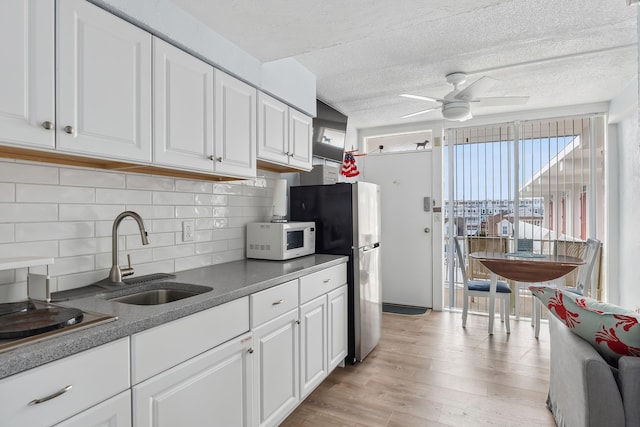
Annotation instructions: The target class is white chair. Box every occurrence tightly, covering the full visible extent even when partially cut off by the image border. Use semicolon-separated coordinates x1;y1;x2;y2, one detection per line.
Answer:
454;238;511;334
514;238;534;321
533;238;601;338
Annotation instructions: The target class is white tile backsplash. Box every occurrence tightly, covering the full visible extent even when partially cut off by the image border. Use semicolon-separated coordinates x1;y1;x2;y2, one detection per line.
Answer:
17;184;95;204
60;168;125;188
127;174;175;191
153;191;194;205
175;179;213;193
59;204;125;221
0;159;280;296
0;162;59;184
15;221;94;242
0;183;15;202
0;224;14;243
97;188;152;205
0;204;58;222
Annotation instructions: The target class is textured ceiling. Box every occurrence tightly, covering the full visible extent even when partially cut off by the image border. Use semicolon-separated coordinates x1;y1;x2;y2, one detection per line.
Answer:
171;0;637;129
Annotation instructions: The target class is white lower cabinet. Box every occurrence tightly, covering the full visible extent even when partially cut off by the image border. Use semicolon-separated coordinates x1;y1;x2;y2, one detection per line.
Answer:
251;309;300;427
0;338;130;427
328;284;349;371
54;390;131;427
133;332;253;427
299;295;328;399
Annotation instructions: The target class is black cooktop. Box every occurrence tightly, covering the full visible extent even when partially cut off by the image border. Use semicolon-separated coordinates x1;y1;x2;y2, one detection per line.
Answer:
0;300;116;353
0;305;84;339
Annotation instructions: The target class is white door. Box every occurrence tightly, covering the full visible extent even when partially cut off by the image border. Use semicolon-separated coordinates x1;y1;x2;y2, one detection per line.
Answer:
363;150;433;308
288;109;313;170
327;284;348;371
153;38;214;171
54;391;131;427
299;296;327;399
57;0;152;162
257;92;289;165
214;70;256;177
0;0;55;149
133;332;253;427
251;309;299;427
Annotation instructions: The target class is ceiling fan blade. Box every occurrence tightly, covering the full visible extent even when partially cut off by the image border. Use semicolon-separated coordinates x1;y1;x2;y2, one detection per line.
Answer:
400;93;443;103
475;96;530;106
454;76;499;101
401;107;440;119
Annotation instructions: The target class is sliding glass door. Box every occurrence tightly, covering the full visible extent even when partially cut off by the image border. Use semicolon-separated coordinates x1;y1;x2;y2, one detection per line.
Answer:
444;115;605;314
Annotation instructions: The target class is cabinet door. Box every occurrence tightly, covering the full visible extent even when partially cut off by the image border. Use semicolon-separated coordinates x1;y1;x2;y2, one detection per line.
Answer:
57;0;152;162
252;309;299;427
288;109;312;170
0;0;55;149
153;38;214;171
257;92;289;165
134;332;253;427
214;70;256;177
299;295;328;399
328;284;348;371
54;390;131;427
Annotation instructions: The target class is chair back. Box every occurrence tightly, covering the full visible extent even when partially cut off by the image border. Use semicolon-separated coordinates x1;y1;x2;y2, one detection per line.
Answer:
453;237;468;286
466;236;508;280
517;238;534;252
575;238;601;294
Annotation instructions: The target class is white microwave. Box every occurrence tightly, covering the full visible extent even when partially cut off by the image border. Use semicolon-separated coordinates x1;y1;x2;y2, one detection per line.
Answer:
246;221;316;260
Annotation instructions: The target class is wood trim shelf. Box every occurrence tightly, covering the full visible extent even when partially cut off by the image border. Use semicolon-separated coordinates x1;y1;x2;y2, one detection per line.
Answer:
0;145;245;182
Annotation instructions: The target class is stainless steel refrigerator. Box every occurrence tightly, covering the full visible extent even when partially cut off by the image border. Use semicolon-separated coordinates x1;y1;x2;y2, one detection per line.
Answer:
290;182;381;364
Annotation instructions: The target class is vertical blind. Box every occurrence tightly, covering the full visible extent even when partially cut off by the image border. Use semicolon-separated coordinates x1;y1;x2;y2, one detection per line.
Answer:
444;115;604;309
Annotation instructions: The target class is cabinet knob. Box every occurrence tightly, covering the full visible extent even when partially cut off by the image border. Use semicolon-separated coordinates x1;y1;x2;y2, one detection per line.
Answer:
63;125;74;134
208;155;223;162
248;347;254;354
289;152;295;157
296;320;301;325
42;121;54;130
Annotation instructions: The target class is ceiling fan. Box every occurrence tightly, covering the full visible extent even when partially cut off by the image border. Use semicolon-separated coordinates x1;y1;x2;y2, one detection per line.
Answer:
400;72;529;122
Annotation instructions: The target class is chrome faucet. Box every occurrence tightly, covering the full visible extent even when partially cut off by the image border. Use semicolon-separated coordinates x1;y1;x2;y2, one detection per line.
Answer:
108;211;149;284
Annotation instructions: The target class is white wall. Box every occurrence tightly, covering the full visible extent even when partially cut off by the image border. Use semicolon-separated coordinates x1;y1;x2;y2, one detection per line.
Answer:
0;159;279;302
609;84;640;307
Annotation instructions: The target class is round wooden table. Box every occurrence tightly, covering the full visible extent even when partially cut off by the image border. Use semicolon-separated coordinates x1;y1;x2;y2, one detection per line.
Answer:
468;251;584;334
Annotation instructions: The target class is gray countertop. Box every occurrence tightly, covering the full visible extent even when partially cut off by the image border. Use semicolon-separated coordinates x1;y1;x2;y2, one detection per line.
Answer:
0;254;347;380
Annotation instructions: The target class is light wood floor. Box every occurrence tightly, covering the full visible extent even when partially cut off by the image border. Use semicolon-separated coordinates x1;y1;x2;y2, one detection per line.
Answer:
281;311;555;427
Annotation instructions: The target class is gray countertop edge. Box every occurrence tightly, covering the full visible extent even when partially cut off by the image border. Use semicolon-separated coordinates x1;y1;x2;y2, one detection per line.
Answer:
0;254;348;380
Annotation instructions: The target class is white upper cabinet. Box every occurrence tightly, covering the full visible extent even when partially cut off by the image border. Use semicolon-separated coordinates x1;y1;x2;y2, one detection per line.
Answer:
288;108;313;169
214;70;257;178
153;38;214;172
257;92;312;171
257;92;289;165
0;0;55;149
56;0;152;163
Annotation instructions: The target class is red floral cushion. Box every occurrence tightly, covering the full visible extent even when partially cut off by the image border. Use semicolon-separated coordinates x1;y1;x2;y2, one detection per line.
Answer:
530;285;640;365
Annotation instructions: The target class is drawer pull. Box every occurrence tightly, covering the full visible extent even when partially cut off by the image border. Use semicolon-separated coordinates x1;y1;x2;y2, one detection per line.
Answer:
29;385;72;406
323;279;331;283
272;299;284;306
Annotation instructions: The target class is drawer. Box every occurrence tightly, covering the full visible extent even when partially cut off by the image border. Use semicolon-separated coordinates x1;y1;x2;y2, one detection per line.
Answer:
251;279;299;327
299;263;347;304
131;297;249;384
0;338;130;427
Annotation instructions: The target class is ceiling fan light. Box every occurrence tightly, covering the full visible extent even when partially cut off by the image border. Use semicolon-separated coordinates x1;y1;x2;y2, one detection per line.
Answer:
442;102;471;121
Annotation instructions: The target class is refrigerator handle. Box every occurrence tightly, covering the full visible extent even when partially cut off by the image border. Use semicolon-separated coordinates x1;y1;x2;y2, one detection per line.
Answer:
362;243;380;252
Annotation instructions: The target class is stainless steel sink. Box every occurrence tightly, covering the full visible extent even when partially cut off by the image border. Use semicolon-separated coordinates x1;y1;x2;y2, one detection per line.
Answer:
106;282;212;306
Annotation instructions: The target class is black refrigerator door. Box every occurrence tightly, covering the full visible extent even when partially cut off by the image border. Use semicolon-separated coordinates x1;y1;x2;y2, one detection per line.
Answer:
290;184;354;255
